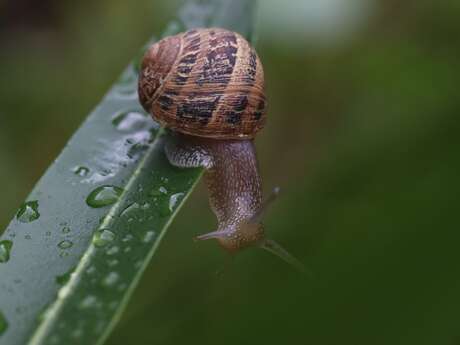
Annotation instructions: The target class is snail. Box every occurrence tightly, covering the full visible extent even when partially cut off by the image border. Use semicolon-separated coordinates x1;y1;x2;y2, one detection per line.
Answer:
138;27;304;271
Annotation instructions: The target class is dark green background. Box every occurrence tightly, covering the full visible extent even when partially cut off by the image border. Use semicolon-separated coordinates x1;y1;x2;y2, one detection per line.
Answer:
1;1;460;344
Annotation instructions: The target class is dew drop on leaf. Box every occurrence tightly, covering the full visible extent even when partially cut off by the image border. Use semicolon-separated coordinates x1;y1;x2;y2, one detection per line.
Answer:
79;295;98;310
120;202;141;218
61;226;71;234
86;186;123;208
143;231;156;243
102;272;120;287
106;246;120;255
0;240;13;263
16;201;40;223
127;142;149;159
57;240;73;250
149;186;168;197
122;234;133;242
169;193;185;212
73;166;90;177
86;266;96;275
107;259;119;267
92;229;115;248
112;110;149;133
71;328;83;339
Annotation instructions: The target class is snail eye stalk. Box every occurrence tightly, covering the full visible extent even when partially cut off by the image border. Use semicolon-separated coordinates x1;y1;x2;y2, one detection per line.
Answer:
259;239;309;275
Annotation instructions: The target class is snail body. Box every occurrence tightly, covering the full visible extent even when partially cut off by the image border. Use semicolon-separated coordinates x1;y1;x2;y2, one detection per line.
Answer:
139;28;303;269
165;133;263;252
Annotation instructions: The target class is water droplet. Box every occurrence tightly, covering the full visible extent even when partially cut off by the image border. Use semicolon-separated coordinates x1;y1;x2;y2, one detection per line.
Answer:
86;266;96;275
62;226;71;234
122;234;133;242
143;231;156;243
86;186;123;208
73;166;90;177
102;272;120;287
112;110;149;133
0;240;13;263
79;295;98;309
55;266;76;285
100;169;113;177
120;202;141;218
71;328;83;339
58;240;73;250
127;142;149;159
106;246;119;255
59;251;69;258
0;311;8;335
169;193;185;212
150;186;168;197
16;201;40;223
107;259;119;267
159;186;168;194
92;229;115;248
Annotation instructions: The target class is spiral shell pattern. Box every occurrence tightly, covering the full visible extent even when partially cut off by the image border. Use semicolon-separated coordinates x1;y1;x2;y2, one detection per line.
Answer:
138;27;266;139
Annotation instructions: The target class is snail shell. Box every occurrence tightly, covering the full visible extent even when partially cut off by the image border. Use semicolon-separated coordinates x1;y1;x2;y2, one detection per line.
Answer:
138;27;266;139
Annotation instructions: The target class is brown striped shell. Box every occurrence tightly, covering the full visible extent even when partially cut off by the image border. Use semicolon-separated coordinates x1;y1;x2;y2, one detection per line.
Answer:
138;27;266;140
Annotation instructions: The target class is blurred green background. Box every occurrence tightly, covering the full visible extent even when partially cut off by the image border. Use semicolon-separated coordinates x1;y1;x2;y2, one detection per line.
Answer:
1;0;460;344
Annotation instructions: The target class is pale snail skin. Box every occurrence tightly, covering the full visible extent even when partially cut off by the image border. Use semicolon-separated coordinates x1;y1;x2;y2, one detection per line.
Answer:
165;133;265;252
139;27;304;269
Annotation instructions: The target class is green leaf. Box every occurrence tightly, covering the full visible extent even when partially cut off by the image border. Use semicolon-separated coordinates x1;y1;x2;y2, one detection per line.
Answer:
0;0;256;344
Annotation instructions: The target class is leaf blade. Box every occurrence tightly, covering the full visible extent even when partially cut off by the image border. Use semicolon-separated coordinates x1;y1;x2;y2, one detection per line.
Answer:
0;1;256;344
